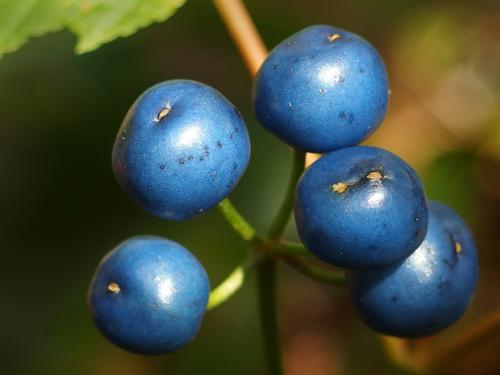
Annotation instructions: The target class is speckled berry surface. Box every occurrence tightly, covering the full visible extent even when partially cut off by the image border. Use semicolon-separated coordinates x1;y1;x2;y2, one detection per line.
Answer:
348;201;478;337
87;236;210;354
253;25;388;152
112;80;251;220
294;146;428;269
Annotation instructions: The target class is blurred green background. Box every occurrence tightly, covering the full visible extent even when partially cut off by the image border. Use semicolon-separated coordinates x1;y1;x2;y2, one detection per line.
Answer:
1;0;499;374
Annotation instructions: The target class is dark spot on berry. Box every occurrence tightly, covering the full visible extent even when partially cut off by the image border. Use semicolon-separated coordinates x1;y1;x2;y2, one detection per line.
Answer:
188;156;194;161
414;230;420;238
233;164;238;171
443;257;458;270
272;64;278;70
204;145;209;151
391;296;398;302
159;164;165;170
294;58;299;63
437;279;451;296
217;141;223;148
339;112;346;118
339;76;345;83
199;156;205;161
178;158;185;165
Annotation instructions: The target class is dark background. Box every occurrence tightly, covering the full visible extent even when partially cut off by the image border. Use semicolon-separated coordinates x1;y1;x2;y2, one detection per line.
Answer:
0;0;499;374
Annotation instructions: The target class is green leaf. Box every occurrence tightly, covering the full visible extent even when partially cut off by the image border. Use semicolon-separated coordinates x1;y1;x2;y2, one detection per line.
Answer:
68;0;187;54
0;0;186;59
0;0;66;57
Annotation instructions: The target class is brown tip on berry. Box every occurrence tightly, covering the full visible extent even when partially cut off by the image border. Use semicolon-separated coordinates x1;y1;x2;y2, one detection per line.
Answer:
328;33;341;42
156;106;171;121
366;171;383;181
107;282;121;293
332;182;348;193
455;241;463;254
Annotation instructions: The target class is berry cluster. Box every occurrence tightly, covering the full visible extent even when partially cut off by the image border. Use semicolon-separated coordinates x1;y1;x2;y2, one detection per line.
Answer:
87;25;478;355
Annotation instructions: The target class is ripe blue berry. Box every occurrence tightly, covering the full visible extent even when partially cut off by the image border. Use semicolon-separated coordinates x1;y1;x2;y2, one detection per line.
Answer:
253;25;388;152
113;80;251;220
87;236;210;354
294;146;428;269
348;201;478;337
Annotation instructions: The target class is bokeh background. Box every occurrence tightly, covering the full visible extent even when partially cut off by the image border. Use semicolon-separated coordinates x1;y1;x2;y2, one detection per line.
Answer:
1;0;499;374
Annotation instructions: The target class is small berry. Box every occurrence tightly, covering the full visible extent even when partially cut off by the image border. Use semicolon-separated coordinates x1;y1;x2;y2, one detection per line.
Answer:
348;201;478;337
87;236;210;354
294;146;428;269
113;80;251;220
253;25;388;152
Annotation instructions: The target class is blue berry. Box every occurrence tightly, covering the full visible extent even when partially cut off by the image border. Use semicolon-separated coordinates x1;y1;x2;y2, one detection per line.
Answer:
294;146;428;269
113;80;251;220
348;201;478;337
87;236;210;354
253;25;388;152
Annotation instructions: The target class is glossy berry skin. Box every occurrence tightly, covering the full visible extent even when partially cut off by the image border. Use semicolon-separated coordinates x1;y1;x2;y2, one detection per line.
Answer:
113;80;250;220
253;25;388;153
87;236;210;354
349;201;478;337
294;146;428;269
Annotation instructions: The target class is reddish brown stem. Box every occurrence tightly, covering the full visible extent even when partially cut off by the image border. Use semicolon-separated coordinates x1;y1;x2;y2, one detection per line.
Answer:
212;0;268;76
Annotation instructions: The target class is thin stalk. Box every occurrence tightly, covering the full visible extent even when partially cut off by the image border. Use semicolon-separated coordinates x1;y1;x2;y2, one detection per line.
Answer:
212;0;268;76
256;257;283;375
268;240;310;256
218;198;259;243
380;336;422;373
211;2;304;374
207;253;258;310
267;150;306;239
282;256;346;285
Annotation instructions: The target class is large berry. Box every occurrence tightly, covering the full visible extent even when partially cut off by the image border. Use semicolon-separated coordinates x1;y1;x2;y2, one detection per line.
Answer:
349;201;478;337
113;80;250;220
294;146;428;269
253;25;388;152
87;236;210;354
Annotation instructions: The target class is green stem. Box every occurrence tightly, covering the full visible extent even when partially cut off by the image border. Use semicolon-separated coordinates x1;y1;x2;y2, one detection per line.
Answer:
212;2;306;373
256;257;283;375
267;150;306;239
380;336;422;373
218;198;259;243
255;149;305;374
207;253;257;311
282;256;346;285
268;240;310;256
